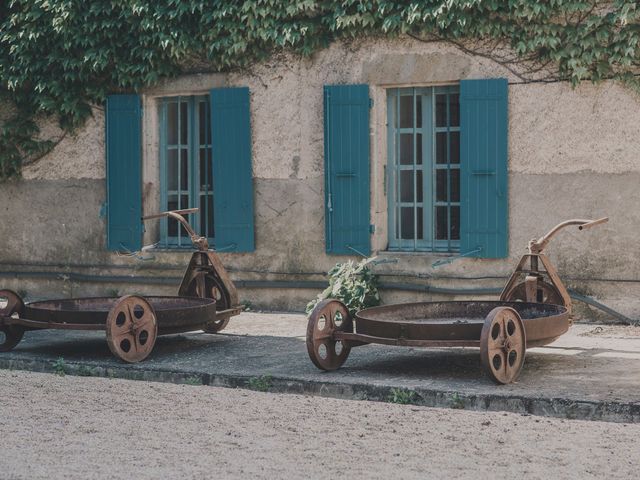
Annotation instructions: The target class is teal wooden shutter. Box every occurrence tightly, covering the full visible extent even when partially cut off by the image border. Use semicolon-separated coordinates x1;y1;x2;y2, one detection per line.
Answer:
210;87;255;252
324;84;371;255
106;94;142;252
460;78;508;258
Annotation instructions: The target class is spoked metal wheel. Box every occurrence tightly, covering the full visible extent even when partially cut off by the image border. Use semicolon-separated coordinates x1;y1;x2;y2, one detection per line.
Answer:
106;296;158;363
503;280;564;305
185;273;230;333
480;307;527;384
0;290;25;352
306;299;353;371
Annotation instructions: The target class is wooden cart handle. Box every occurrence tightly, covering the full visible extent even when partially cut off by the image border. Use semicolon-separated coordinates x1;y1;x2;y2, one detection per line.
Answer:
578;217;609;230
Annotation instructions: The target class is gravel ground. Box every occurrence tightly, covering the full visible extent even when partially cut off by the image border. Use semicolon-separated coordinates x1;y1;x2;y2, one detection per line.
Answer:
1;370;638;480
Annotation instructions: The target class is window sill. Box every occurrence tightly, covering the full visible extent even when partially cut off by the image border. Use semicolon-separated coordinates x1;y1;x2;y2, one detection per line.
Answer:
147;246;195;253
380;250;459;257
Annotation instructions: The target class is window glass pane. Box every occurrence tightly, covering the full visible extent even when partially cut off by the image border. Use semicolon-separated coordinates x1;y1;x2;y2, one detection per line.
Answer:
179;194;191;238
180;149;189;191
168;195;178;237
416;170;423;203
416;207;423;240
435;206;448;240
449;94;459;127
400;170;415;203
450;169;460;202
435;94;447;127
167;102;178;145
436;132;447;164
400;207;415;239
180;101;188;145
451;206;460;240
399;95;414;128
180;194;189;210
436;170;448;202
449;131;460;164
400;133;414;165
200;149;212;190
415;133;422;165
416;97;422;129
167;150;178;191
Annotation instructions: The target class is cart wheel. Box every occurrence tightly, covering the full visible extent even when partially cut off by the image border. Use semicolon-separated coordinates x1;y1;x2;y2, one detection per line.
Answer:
203;317;229;334
188;274;230;333
306;299;353;371
480;307;526;384
503;281;564;305
0;290;25;352
106;296;158;363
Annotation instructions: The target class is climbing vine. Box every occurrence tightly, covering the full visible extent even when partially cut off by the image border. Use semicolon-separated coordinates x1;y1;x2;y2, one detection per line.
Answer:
1;1;639;180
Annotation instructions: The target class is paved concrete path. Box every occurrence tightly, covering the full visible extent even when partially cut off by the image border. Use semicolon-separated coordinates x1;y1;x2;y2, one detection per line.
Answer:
2;312;639;422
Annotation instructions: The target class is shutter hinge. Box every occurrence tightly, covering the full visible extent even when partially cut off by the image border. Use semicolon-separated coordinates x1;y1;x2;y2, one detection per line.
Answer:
369;98;374;108
327;193;333;212
369;224;375;233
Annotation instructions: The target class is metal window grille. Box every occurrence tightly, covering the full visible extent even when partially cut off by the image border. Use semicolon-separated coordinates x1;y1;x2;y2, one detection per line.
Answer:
387;86;460;252
159;96;214;246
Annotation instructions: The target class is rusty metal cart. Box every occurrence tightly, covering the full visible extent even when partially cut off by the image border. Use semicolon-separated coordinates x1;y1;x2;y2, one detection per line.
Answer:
306;217;608;384
0;209;242;363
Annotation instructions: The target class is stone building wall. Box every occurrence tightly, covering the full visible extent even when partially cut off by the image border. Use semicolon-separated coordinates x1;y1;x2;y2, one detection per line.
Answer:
1;37;638;320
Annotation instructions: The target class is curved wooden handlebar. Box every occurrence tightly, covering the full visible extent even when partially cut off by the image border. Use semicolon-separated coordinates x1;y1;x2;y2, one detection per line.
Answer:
529;216;609;253
142;208;198;221
578;217;609;230
141;208;208;251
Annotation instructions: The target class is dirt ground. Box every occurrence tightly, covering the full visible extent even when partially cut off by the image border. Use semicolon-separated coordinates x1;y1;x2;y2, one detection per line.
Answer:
0;370;638;479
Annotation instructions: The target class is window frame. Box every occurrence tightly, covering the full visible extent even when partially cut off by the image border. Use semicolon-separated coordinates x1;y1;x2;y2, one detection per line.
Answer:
387;85;461;253
158;95;214;248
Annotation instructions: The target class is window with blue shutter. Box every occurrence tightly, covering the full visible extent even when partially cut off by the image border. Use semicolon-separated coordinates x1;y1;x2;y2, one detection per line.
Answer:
210;87;255;252
324;84;371;256
106;94;142;252
459;78;509;259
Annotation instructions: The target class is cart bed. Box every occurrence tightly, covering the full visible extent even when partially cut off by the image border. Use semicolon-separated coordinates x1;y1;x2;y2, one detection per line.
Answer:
355;301;569;347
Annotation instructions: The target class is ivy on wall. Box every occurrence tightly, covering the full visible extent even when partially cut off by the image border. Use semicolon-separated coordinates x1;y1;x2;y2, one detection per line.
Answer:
1;0;639;180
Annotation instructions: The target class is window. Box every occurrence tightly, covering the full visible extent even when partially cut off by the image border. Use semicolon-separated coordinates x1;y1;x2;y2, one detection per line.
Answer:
387;86;460;252
106;88;255;253
159;96;214;247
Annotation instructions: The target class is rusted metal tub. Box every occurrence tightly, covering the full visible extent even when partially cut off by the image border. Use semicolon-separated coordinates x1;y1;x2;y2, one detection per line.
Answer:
306;300;570;384
0;292;217;363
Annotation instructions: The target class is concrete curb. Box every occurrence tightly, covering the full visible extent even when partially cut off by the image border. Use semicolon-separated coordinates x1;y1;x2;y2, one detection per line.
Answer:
2;357;638;424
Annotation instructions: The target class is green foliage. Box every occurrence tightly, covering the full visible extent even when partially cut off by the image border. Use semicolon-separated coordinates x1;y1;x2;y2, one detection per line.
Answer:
248;375;273;392
77;365;95;377
52;357;67;376
306;258;381;317
451;392;465;409
184;375;203;385
106;288;120;298
2;1;640;179
388;388;419;405
241;300;254;312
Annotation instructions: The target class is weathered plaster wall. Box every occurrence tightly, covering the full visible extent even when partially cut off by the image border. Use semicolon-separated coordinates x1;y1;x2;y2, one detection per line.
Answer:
1;36;639;320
